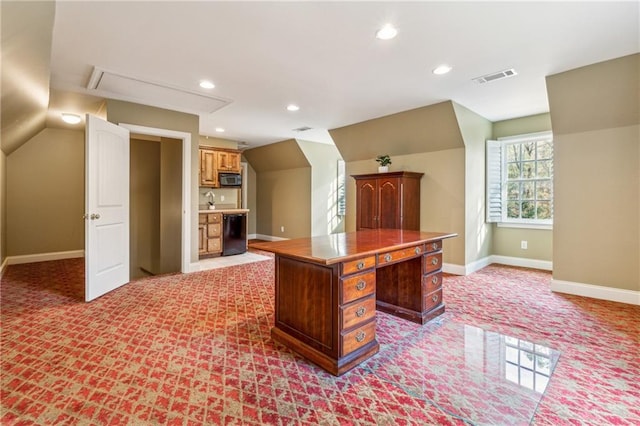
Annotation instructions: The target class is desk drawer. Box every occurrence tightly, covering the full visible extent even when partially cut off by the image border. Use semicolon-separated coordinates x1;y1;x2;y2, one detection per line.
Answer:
341;295;376;330
423;252;442;274
425;240;442;253
341;320;376;356
341;256;376;276
422;271;442;294
424;289;443;311
341;271;376;304
378;244;424;266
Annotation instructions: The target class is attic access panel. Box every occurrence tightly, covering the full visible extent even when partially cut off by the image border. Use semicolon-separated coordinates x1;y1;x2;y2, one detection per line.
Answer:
87;67;231;114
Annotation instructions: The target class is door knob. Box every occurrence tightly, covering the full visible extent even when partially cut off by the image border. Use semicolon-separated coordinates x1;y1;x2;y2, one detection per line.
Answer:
90;213;101;220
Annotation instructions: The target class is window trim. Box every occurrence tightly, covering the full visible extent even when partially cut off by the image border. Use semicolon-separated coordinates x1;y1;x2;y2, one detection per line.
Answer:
487;131;553;228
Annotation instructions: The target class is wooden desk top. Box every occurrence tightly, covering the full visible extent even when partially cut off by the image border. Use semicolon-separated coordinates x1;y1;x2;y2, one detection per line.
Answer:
251;229;457;265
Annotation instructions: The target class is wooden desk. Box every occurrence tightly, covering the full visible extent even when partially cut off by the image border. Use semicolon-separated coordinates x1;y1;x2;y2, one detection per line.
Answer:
252;229;457;376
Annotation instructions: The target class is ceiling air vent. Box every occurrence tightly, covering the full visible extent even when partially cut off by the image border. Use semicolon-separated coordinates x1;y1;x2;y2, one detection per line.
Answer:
292;126;313;132
473;68;517;84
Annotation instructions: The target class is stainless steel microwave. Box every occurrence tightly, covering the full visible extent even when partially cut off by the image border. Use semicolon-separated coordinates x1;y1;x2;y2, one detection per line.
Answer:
219;172;242;187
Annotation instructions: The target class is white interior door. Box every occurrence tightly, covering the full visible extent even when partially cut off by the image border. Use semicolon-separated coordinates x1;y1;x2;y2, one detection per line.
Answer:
85;114;130;301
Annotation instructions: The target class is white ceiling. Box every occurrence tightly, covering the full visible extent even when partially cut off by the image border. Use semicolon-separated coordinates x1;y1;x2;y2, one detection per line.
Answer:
48;1;639;148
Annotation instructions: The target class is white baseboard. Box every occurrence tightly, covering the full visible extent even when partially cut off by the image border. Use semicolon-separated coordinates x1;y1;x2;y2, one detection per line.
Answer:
551;279;640;306
7;250;85;265
0;257;8;278
490;255;553;271
254;234;289;242
442;263;466;275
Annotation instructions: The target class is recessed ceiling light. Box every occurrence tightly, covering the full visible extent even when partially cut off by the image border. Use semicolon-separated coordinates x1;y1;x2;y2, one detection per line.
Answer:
215;127;225;133
286;104;300;112
375;24;398;40
199;80;215;89
433;65;452;75
61;113;81;124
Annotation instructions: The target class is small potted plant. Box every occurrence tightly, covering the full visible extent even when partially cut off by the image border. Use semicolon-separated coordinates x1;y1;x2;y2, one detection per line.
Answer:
376;155;392;173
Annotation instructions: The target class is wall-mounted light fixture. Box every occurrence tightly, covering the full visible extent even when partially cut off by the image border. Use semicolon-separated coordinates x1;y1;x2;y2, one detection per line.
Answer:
61;113;82;124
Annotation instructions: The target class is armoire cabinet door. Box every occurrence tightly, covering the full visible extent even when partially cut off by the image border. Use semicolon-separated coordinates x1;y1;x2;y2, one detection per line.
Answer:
356;179;378;229
377;178;401;229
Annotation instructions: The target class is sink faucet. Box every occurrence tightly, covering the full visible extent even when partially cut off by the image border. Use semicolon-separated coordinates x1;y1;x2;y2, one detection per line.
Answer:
205;191;215;205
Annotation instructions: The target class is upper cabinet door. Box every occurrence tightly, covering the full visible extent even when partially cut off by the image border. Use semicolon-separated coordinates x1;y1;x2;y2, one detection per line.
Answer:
200;148;217;187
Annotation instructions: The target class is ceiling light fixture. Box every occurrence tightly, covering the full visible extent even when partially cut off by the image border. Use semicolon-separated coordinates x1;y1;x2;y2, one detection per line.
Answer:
215;127;225;133
61;113;81;124
199;80;215;89
286;104;300;112
433;65;452;75
375;24;398;40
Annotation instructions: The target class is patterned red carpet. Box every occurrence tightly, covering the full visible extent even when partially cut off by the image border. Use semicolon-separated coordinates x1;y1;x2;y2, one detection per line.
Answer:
1;257;639;425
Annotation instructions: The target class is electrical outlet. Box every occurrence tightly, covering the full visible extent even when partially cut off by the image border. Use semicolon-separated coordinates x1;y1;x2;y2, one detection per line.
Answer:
521;240;528;250
220;195;225;202
280;226;285;233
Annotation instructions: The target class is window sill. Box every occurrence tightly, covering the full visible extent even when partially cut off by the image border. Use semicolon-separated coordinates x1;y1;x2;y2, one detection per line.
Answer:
496;222;553;231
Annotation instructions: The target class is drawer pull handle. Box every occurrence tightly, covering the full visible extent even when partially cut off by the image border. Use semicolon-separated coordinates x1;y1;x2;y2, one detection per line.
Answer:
356;261;365;270
432;276;439;285
355;280;366;291
355;307;366;317
384;254;392;262
355;331;366;343
415;247;421;255
432;242;438;251
431;257;439;266
432;294;439;302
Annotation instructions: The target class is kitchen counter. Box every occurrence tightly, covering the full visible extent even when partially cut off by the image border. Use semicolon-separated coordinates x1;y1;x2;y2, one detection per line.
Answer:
198;209;249;214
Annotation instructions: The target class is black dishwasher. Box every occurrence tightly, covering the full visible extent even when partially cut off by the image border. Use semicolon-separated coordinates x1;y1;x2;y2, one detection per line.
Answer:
222;213;247;256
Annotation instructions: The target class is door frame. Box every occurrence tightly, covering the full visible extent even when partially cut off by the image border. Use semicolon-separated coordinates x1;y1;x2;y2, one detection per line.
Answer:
119;123;192;274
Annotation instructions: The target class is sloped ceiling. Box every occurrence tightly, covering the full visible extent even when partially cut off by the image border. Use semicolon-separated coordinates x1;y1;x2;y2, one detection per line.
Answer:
242;139;310;173
329;101;464;162
1;1;55;155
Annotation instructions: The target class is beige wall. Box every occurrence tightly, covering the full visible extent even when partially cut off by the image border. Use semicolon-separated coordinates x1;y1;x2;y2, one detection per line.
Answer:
453;103;493;264
7;128;84;256
1;151;6;266
244;140;311;238
159;137;182;274
491;113;553;261
255;167;311;238
130;139;160;278
297;140;344;236
199;135;238;149
346;149;466;266
106;100;200;263
547;54;639;291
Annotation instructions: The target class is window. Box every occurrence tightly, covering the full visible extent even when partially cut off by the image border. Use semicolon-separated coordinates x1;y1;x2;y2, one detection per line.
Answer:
337;160;346;216
486;131;553;227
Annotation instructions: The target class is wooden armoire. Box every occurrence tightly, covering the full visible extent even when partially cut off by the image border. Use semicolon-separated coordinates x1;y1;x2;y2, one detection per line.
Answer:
352;171;423;231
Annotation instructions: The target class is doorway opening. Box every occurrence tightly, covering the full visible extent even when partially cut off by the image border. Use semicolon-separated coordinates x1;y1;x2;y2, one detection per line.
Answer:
130;134;182;279
119;123;192;275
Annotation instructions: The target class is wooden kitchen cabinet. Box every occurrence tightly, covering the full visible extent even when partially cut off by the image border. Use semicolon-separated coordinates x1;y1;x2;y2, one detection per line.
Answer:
199;147;242;187
199;148;217;187
352;172;423;231
216;150;241;172
199;212;222;257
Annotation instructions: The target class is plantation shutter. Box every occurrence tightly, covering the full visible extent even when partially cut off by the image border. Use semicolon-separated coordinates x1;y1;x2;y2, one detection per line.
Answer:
486;140;502;223
337;160;346;216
